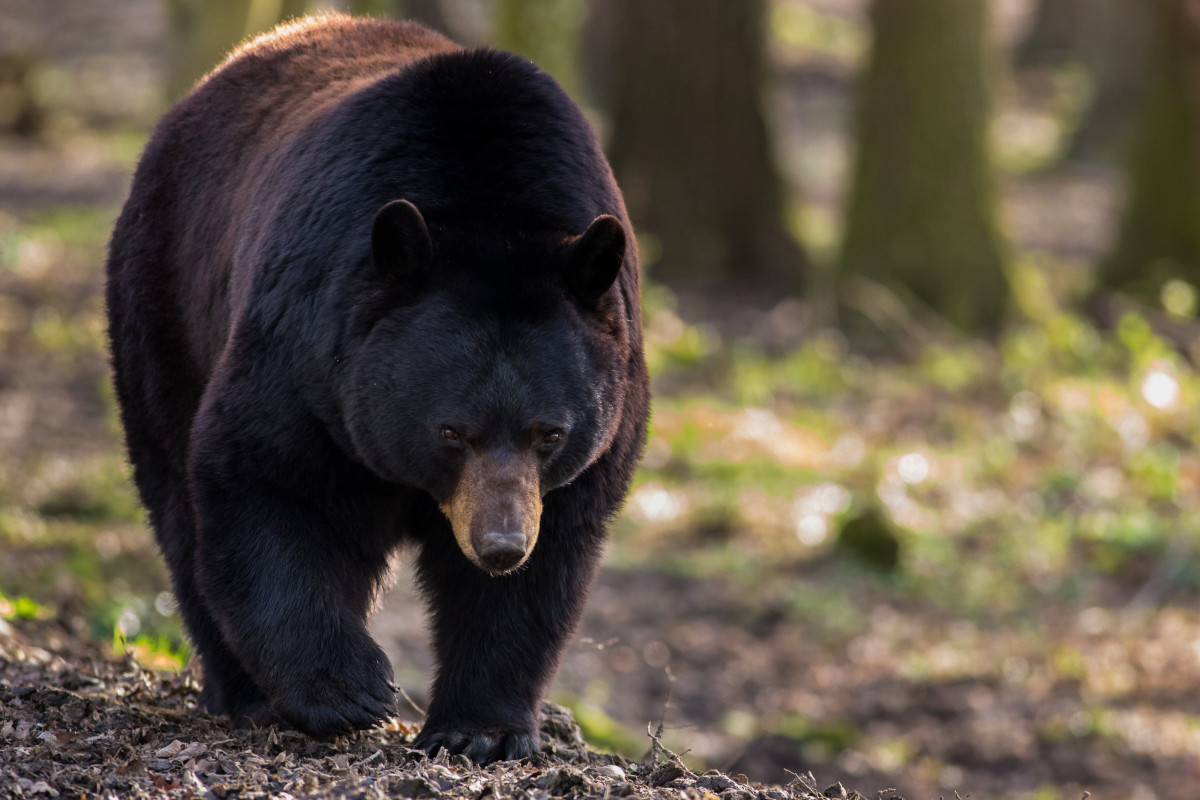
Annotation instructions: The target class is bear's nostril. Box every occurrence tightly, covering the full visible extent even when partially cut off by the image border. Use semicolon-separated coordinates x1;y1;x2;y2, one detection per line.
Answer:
478;531;528;571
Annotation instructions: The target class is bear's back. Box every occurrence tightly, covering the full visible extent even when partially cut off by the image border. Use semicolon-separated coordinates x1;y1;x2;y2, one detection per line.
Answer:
204;14;458;117
111;14;624;389
112;16;460;376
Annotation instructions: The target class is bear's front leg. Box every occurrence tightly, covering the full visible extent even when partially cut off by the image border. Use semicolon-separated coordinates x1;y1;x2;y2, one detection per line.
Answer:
189;452;398;737
412;500;604;763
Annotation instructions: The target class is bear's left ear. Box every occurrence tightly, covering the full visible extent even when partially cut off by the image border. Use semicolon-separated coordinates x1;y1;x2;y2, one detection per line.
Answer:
563;215;626;304
371;199;433;292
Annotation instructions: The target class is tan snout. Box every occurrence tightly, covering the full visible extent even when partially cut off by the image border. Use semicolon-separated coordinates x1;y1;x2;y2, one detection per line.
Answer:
440;447;542;574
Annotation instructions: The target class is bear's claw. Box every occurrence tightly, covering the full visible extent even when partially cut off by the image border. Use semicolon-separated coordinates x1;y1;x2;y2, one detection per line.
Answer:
414;727;538;764
269;650;399;738
279;687;397;738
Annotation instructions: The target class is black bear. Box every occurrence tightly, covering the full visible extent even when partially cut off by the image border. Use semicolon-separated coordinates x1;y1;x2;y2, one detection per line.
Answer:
105;14;648;763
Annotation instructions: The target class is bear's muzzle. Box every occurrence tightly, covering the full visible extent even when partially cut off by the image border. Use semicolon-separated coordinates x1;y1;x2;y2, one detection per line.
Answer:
440;446;541;574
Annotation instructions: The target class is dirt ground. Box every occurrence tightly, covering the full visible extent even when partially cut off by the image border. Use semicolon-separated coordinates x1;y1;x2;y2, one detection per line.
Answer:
2;615;872;800
373;563;1200;800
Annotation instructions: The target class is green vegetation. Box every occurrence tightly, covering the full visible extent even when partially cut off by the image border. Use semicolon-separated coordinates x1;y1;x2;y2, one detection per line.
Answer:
622;273;1200;625
113;628;191;671
0;590;50;620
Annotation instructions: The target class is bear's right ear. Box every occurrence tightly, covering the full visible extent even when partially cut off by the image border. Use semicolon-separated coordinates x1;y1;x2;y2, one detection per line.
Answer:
562;214;626;305
371;199;433;292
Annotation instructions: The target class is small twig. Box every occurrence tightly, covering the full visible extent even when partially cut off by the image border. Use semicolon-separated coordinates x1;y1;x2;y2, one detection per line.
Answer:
393;682;426;717
644;721;691;768
658;665;677;733
783;769;821;797
353;749;383;768
644;721;666;764
839;275;962;358
641;665;680;764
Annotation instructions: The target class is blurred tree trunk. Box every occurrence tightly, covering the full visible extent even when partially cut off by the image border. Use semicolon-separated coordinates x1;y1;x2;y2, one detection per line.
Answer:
1013;0;1153;164
600;0;806;290
165;0;310;102
491;0;585;98
838;0;1007;332
1014;0;1083;67
0;53;43;138
348;0;396;16
401;0;450;32
1065;0;1154;163
1098;0;1200;299
317;1;449;27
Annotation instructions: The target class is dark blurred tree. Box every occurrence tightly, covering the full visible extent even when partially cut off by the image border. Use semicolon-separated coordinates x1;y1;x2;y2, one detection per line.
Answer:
1017;0;1156;165
401;0;451;33
165;0;310;101
1098;0;1200;299
1014;0;1083;67
336;1;452;31
839;0;1007;332
348;0;396;15
492;0;584;99
1012;1;1153;164
599;0;806;290
1067;1;1154;163
0;53;43;138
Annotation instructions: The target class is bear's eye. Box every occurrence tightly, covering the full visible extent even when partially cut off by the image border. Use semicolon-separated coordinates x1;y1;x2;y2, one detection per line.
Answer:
440;426;460;442
541;431;563;447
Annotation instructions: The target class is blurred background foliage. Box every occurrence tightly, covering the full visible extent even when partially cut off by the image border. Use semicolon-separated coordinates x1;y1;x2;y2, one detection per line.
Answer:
3;0;1200;798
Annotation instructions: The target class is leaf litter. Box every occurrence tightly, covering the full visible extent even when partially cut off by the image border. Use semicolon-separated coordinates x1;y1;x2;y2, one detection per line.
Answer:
0;616;892;800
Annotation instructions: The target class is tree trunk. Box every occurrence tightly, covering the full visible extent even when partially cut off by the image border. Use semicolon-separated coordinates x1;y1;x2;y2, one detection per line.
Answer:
1014;0;1084;68
1065;0;1155;163
347;0;395;16
400;0;451;33
838;0;1007;333
1098;0;1200;299
1012;0;1153;165
491;0;584;99
0;53;44;138
601;0;805;290
165;0;311;102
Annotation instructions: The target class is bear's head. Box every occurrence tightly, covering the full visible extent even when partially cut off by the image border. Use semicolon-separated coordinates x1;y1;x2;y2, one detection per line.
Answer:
341;199;631;574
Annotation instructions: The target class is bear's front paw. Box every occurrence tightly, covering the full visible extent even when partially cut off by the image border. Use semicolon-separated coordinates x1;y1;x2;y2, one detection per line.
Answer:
226;698;283;729
413;725;539;764
270;645;397;738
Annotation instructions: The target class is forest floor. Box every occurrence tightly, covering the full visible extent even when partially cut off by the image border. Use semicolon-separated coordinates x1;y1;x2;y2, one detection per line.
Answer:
4;1;1200;799
1;615;866;800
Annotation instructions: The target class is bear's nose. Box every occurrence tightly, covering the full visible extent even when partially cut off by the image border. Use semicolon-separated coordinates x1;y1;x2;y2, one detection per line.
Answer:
477;531;528;572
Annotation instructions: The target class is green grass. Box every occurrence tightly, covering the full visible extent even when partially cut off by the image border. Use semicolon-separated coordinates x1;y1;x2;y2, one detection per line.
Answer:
113;627;191;672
